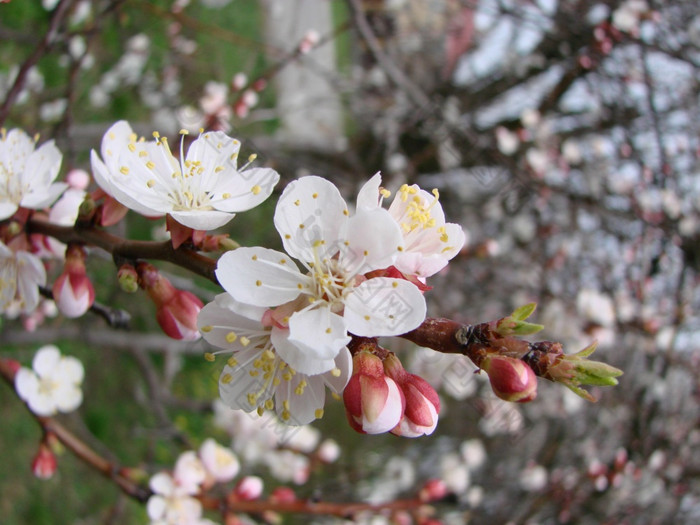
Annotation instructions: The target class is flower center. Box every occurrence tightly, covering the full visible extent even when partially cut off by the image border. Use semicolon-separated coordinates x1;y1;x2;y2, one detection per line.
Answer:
307;242;353;313
398;184;440;233
38;377;59;397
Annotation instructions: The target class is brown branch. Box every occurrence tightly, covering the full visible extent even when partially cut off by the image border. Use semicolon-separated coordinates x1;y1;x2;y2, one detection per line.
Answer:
0;0;75;127
0;357;151;503
25;217;218;284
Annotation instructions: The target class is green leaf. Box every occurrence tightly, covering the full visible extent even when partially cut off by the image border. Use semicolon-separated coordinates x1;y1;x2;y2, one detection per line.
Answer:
511;302;537;321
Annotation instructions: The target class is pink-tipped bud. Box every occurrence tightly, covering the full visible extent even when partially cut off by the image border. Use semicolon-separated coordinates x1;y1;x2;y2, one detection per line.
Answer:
419;478;449;502
138;263;203;341
317;439;340;463
234;475;263;501
117;264;139;293
298;29;320;54
234;99;250;119
482;355;537;403
52;244;95;318
270;486;296;504
232;72;248;91
343;352;405;434
32;443;57;480
66;169;91;190
383;353;441;438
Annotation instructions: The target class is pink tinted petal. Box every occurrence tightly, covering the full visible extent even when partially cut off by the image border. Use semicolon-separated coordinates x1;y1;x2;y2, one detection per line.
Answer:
271;325;338;375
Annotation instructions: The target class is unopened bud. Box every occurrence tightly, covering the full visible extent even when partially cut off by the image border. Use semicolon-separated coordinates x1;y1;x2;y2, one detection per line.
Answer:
343;351;405;434
270;486;296;504
32;443;57;480
482;354;538;403
117;264;139;293
419;478;449;502
52;244;95;318
234;475;264;500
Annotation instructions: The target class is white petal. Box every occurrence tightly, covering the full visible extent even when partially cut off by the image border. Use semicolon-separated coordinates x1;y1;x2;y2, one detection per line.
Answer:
276;373;326;425
169;209;233;230
323;346;352;393
149;472;175;496
273;176;348;262
341;208;402;274
271;325;339;375
33;345;61;377
211;167;280;213
100;121;135;167
22;140;63;187
286;307;350;368
54;384;83;413
197;298;269;351
14;368;39;402
219;350;275;412
215;247;306;307
344;278;427;336
394;252;448;279
0;202;18;221
213;292;266;321
28;392;57;417
356;172;382;210
146;495;167;520
57;356;84;384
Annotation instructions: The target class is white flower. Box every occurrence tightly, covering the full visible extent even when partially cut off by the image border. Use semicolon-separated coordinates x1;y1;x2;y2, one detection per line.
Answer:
198;293;351;424
14;345;84;416
357;173;466;279
0;129;66;220
90;121;280;230
0;241;46;315
147;451;208;525
215;176;427;374
199;438;240;483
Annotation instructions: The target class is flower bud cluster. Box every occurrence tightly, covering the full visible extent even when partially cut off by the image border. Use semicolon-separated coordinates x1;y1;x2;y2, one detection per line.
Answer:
343;347;440;437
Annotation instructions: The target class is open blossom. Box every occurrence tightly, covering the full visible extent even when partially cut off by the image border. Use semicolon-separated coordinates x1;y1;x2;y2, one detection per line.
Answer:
357;172;466;279
0;241;46;315
14;345;84;416
198;293;351;424
214;176;427;375
90;120;280;230
199;438;240;483
0;128;67;220
147;451;209;525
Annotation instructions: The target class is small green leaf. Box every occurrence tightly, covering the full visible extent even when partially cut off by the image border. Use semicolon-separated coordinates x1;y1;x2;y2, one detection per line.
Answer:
511;302;537;321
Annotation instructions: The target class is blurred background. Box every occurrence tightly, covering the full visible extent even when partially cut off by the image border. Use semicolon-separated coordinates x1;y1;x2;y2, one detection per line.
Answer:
1;0;699;523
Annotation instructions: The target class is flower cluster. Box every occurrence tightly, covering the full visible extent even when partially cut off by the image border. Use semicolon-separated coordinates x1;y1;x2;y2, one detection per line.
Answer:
14;345;84;417
200;173;466;433
147;439;240;525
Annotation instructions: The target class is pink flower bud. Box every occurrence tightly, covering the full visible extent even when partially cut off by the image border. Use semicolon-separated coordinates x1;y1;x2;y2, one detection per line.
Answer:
52;245;95;318
66;169;90;190
482;355;537;403
343;352;405;434
234;99;250;119
419;478;448;502
383;353;440;438
234;475;264;500
232;72;248;91
32;443;57;480
138;263;203;341
298;30;320;54
270;487;296;504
